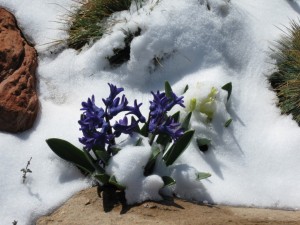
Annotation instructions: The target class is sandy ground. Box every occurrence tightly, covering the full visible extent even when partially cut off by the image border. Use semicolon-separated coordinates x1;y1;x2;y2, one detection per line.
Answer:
36;187;300;225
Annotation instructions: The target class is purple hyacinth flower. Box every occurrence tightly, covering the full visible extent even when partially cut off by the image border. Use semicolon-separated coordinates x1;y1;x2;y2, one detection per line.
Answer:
79;120;110;150
156;117;184;141
107;95;129;118
126;100;146;123
148;89;185;141
78;84;146;150
80;95;105;126
113;116;139;137
102;83;124;107
165;92;184;111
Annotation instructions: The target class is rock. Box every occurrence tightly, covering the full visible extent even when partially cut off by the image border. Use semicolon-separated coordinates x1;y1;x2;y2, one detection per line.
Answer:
0;8;38;133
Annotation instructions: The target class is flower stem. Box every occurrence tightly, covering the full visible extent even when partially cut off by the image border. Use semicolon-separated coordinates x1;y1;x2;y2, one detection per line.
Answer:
105;107;116;155
149;133;156;145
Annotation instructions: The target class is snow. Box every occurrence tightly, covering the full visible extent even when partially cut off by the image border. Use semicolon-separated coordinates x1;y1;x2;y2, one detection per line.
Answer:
0;0;300;224
106;140;164;204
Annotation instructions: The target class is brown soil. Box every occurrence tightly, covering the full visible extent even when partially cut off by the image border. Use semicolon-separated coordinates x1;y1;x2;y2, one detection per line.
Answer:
36;187;300;225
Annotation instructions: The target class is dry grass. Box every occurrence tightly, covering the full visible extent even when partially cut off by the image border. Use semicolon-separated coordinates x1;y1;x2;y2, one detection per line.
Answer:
67;0;133;49
269;20;300;125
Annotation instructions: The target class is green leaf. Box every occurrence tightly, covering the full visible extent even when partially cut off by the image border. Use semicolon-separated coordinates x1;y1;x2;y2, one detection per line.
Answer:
110;146;121;155
139;121;149;137
144;146;161;176
95;150;110;165
224;118;232;128
196;138;211;152
72;164;91;174
165;81;173;99
131;116;141;133
162;176;176;187
109;175;125;190
197;138;211;146
183;84;189;94
93;173;110;185
196;172;211;181
163;130;195;166
156;133;171;148
135;137;143;146
46;138;95;174
181;112;192;131
171;111;180;123
156;111;180;148
82;150;105;173
222;82;232;101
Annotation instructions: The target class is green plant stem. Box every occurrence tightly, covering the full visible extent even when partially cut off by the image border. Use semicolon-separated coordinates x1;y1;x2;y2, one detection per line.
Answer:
149;133;156;145
104;108;116;155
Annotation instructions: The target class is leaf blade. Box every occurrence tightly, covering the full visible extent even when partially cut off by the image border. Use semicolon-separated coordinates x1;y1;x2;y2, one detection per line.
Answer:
162;176;176;187
222;82;232;101
144;146;161;176
183;85;189;94
225;118;232;127
46;138;95;173
196;138;211;152
165;81;173;99
196;172;211;181
163;130;195;166
181;112;192;131
93;173;110;185
95;150;110;165
109;175;125;190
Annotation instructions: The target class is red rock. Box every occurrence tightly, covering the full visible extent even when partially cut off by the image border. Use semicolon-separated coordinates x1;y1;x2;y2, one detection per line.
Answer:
0;8;38;133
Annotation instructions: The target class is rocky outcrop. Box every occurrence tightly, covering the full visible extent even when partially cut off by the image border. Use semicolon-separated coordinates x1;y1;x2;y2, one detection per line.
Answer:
0;8;38;133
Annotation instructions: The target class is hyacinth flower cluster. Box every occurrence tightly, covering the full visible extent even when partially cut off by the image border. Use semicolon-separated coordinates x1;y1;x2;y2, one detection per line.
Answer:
46;82;198;191
78;83;187;152
148;90;185;144
78;83;145;155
